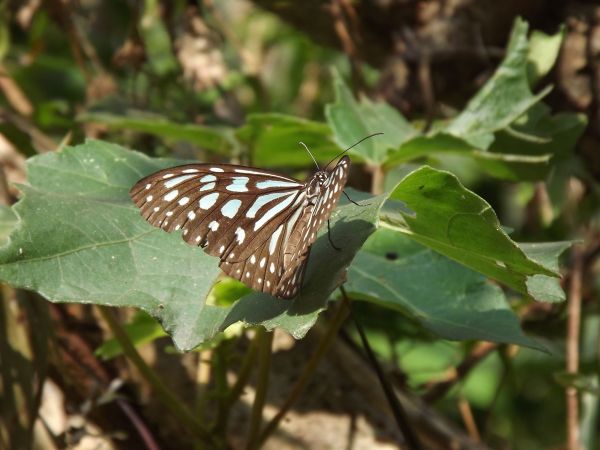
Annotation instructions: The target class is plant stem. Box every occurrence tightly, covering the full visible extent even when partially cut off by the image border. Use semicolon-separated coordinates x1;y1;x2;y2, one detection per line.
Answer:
255;300;349;447
212;343;229;437
97;306;220;448
370;164;385;195
342;286;422;450
225;332;260;408
566;246;583;450
245;328;273;450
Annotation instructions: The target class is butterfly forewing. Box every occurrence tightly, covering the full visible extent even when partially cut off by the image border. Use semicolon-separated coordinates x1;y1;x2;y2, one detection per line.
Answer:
130;157;350;299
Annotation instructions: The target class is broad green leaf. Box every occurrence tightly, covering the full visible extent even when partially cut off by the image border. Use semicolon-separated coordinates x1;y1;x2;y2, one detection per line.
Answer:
0;140;222;351
384;132;551;181
490;103;587;161
236;113;339;167
78;111;233;154
96;311;166;360
197;192;385;340
0;206;17;246
325;71;417;165
382;166;563;301
446;18;552;149
521;241;572;302
527;27;564;85
0;140;385;350
346;229;542;348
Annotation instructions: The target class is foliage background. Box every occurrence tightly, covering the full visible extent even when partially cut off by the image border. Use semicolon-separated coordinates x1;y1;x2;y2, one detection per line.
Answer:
0;1;599;449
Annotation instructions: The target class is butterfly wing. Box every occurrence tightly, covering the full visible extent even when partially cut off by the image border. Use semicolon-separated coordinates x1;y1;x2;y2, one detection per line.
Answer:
130;157;351;299
275;156;351;298
130;163;306;297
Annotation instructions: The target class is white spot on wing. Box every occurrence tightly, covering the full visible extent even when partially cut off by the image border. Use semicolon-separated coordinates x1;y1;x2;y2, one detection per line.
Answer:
247;191;296;218
199;192;219;209
200;175;217;183
164;174;196;189
256;180;301;189
226;177;250;192
235;227;246;244
221;199;242;218
269;262;275;273
260;257;266;268
200;182;216;191
254;193;297;230
269;225;283;255
208;221;219;231
210;167;225;173
178;197;189;206
188;211;196;221
182;168;200;173
146;195;153;202
164;190;178;202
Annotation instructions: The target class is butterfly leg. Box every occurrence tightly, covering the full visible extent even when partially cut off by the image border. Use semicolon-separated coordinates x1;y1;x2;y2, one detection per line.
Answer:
327;219;341;251
343;190;369;206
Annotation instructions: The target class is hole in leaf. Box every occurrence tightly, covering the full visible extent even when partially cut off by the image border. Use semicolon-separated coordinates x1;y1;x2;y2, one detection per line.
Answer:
385;252;398;261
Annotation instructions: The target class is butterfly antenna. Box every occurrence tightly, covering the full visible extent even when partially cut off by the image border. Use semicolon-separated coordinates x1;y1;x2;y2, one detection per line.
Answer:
300;141;320;171
325;132;384;170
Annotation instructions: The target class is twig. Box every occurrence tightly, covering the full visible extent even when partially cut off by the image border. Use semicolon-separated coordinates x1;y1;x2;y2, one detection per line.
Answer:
256;298;350;447
97;306;220;448
0;166;12;205
416;50;435;132
422;342;498;403
224;333;260;408
566;246;583;450
458;397;481;442
116;399;162;450
329;0;365;90
342;286;422;450
195;348;213;419
245;328;273;450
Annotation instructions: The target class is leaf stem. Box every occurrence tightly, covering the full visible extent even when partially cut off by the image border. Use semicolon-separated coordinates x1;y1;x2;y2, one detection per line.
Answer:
255;299;349;447
245;328;273;450
97;306;220;448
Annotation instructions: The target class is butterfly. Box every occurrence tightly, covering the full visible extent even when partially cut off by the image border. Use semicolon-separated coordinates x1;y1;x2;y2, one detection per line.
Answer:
129;135;381;299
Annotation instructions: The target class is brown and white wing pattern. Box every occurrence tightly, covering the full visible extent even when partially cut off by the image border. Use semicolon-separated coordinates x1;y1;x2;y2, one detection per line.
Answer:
129;157;350;299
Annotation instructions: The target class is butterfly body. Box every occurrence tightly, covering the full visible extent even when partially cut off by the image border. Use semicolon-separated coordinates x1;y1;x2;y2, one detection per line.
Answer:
130;156;350;299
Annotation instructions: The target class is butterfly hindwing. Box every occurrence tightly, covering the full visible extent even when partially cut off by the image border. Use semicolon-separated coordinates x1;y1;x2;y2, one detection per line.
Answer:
130;157;350;299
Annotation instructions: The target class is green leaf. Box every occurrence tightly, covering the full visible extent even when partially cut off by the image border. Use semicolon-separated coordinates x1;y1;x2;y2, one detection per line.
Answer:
96;311;166;360
78;111;233;154
0;141;386;350
446;18;552;149
382;166;563;301
489;103;587;162
0;140;222;351
197;191;385;340
346;229;542;348
236;113;339;167
527;27;564;85
384;132;552;181
521;241;572;302
0;206;17;246
325;71;417;165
